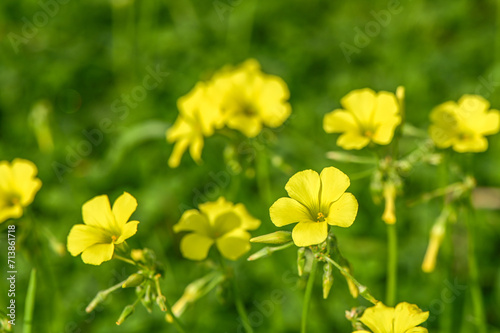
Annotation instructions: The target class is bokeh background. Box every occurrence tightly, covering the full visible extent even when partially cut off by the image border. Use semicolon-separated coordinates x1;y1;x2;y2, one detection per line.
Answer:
1;0;500;332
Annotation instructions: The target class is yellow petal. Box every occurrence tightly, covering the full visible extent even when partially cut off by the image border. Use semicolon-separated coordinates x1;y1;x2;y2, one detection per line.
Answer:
352;331;371;333
67;224;110;256
456;94;489;121
0;161;12;192
213;211;240;236
319;166;350;212
11;159;42;206
226;114;262;138
405;328;428;333
112;192;137;226
291;221;328;247
270;197;313;227
372;91;400;127
393;302;429;333
337;132;371;150
360;302;395;333
326;193;358;227
168;138;190;168
179;233;214;261
285;169;320;213
234;203;261;230
81;243;114;265
323;109;359;133
452;135;488;153
173;210;211;235
478;109;500;135
0;204;23;223
116;220;139;243
428;124;454;148
372;121;400;145
199;197;233;224
216;229;251;260
341;88;376;124
82;195;119;233
256;76;291;127
189;135;204;164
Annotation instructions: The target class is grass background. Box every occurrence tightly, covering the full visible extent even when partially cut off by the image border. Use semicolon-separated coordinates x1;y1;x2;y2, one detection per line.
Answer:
1;0;500;332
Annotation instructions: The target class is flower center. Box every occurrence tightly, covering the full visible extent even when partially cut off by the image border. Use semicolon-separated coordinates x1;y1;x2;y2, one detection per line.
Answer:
316;212;326;222
458;132;472;141
363;130;373;138
111;235;118;243
4;193;21;207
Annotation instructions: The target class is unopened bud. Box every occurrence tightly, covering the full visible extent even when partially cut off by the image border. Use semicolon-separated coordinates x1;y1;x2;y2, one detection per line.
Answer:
297;248;306;277
116;305;135;325
322;263;334;299
422;222;446;273
396;86;405;107
130;249;144;262
250;231;292;244
86;291;107;313
382;183;397;224
122;273;145;288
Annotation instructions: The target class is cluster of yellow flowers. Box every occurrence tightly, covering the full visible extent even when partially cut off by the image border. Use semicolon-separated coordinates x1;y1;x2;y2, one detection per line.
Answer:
323;88;499;153
166;59;291;168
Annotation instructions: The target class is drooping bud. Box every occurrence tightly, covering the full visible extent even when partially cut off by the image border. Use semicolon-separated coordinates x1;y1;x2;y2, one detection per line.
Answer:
116;305;135;325
122;273;145;288
382;182;397;224
422;217;446;273
322;262;334;299
250;231;292;244
297;248;306;277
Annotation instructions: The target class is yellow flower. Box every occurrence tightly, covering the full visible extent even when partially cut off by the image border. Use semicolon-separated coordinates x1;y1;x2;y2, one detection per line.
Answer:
429;95;500;152
173;197;260;261
166;82;223;168
211;59;291;138
67;192;140;265
354;302;429;333
269;167;358;247
0;159;42;223
324;88;401;150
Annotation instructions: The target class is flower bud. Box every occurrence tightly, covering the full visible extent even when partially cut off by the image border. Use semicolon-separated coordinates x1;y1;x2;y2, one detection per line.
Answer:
422;222;445;273
382;182;397;224
297;248;306;277
250;231;292;244
322;262;334;299
122;273;145;288
116;305;135;325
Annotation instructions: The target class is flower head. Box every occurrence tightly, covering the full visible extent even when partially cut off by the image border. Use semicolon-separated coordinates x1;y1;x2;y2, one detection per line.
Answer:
429;95;500;152
353;302;429;333
67;192;140;265
211;59;291;138
324;88;401;150
166;82;223;168
0;159;42;223
173;197;260;261
269;167;358;247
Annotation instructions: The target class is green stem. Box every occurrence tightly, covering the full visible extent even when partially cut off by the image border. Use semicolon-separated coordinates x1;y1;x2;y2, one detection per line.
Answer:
301;258;317;333
386;223;397;306
219;256;253;333
255;147;272;206
22;269;37;333
154;276;186;333
318;254;377;304
465;204;487;333
113;254;137;266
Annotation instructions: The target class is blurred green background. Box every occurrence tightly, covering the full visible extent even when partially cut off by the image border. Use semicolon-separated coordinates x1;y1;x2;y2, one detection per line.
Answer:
1;0;500;332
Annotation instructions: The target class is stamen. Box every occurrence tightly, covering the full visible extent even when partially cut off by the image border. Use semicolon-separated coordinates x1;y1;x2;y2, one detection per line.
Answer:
317;212;325;222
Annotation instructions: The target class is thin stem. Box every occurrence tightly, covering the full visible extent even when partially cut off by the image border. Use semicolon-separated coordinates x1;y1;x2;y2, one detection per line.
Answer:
465;203;487;333
22;269;37;333
219;255;253;333
386;223;397;306
318;254;378;304
154;275;186;333
301;258;318;333
113;254;137;266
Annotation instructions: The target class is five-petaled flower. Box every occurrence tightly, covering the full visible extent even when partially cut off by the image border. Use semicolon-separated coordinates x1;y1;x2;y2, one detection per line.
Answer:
269;166;358;247
67;192;140;265
323;88;401;150
353;302;429;333
173;197;260;261
429;94;500;153
0;158;42;223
